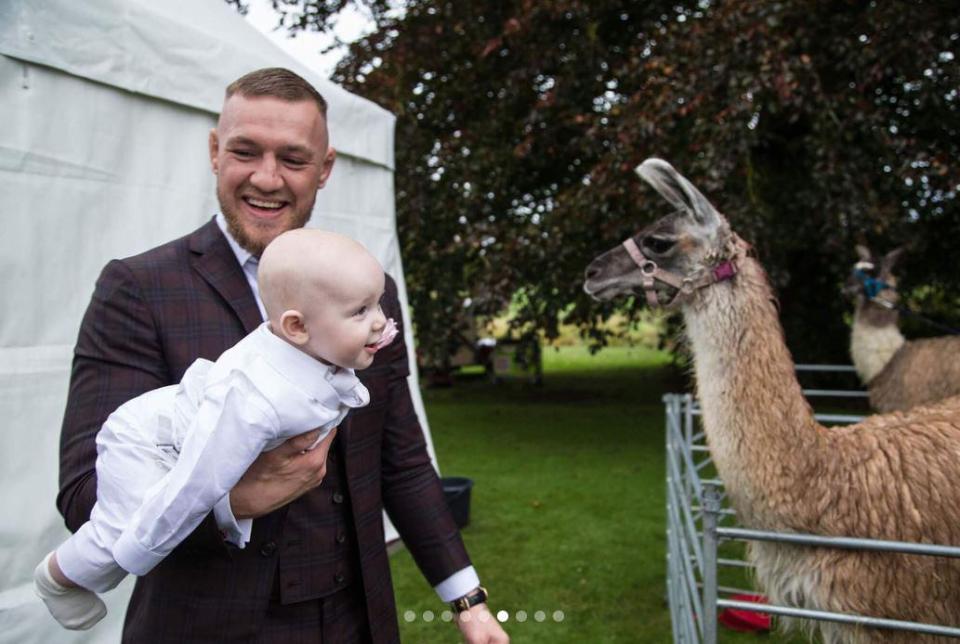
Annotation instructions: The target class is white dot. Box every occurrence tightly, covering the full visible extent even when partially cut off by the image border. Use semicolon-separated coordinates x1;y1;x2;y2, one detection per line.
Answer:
460;611;472;623
515;610;528;622
534;610;546;622
478;610;490;623
403;610;416;622
496;610;509;622
553;610;565;622
441;610;454;622
423;610;434;622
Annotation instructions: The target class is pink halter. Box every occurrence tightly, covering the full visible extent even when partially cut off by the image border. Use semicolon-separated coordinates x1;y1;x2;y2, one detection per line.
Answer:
621;237;739;309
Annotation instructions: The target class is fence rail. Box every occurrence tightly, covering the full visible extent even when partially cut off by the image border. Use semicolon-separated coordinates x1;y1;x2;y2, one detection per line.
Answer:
664;369;960;642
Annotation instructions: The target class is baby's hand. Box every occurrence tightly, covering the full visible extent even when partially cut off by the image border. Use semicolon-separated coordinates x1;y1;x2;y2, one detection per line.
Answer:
374;318;399;350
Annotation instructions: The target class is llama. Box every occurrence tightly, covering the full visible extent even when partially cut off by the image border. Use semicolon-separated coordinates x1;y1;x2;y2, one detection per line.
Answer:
583;159;960;644
847;245;960;412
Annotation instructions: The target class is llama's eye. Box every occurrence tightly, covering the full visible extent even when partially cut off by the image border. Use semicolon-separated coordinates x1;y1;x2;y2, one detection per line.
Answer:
642;236;676;255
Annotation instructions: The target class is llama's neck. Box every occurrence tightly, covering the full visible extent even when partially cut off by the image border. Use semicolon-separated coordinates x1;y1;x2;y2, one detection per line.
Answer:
849;307;904;384
683;257;822;528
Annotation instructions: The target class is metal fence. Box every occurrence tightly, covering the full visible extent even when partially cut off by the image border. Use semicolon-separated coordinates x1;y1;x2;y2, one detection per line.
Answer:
665;366;960;643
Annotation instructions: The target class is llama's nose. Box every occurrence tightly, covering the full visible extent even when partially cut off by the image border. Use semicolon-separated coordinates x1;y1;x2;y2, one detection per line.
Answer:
584;263;600;281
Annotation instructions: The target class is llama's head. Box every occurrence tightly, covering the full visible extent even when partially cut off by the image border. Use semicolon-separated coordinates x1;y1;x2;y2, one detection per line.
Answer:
583;158;738;307
845;244;903;315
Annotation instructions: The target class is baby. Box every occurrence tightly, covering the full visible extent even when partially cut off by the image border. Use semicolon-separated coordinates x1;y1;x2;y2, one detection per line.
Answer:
34;229;398;630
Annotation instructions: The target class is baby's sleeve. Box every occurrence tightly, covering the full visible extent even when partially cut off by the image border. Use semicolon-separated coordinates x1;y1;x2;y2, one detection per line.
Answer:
111;370;279;576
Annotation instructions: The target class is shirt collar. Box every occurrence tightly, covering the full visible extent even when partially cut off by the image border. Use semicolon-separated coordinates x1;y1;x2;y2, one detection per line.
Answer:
252;323;369;408
216;213;257;268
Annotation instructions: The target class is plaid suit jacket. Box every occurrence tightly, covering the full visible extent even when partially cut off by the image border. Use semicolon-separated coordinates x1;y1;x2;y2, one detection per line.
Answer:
57;218;471;642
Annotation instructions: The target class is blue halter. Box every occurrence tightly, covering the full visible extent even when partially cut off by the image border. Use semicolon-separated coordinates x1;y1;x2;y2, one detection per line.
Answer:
854;265;960;335
853;268;892;299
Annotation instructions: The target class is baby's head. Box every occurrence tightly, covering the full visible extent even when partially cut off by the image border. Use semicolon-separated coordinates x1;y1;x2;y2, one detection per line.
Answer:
259;229;388;370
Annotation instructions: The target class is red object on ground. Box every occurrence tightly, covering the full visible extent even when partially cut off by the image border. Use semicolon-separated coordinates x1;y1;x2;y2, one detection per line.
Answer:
718;594;772;632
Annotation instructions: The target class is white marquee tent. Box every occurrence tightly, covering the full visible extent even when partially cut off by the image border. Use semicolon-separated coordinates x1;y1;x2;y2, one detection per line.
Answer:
0;1;433;641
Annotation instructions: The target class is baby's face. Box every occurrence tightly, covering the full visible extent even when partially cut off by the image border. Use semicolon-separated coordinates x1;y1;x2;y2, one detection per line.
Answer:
300;260;388;370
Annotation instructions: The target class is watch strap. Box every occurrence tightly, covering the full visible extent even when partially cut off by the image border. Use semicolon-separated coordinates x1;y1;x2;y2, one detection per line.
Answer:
450;586;488;613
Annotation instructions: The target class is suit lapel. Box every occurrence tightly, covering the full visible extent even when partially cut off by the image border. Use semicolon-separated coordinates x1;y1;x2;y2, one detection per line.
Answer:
188;218;263;334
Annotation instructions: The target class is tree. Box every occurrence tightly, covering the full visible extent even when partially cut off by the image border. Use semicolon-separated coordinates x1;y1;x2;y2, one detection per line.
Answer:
243;0;960;364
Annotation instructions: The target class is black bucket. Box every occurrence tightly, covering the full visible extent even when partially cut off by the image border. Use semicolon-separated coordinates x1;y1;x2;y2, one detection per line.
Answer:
441;476;474;529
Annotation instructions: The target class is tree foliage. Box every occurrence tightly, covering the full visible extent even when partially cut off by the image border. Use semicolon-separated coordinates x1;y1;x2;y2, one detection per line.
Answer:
251;0;960;364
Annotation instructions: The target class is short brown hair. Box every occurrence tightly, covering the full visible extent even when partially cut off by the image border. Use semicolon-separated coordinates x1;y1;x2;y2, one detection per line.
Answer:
225;67;328;116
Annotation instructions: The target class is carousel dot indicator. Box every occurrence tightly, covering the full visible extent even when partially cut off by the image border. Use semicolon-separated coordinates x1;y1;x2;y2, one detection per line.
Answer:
553;610;565;622
423;610;434;622
534;610;546;622
496;610;509;622
403;610;416;622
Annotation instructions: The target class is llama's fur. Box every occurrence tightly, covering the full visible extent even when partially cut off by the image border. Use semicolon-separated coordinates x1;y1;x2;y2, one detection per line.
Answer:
689;256;960;643
584;159;960;643
865;335;960;413
848;246;960;412
849;317;904;384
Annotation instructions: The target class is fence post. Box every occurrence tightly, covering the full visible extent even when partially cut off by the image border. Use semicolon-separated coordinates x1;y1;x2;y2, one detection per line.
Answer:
682;395;694;503
702;483;720;644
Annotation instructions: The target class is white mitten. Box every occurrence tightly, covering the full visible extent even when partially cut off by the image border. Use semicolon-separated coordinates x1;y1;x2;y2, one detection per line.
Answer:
33;552;107;630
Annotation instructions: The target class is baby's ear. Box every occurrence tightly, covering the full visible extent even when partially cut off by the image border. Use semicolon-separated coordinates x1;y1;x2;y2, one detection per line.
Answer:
278;310;309;345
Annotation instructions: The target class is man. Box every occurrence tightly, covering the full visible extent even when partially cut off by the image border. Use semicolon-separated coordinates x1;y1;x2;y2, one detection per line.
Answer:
57;67;509;644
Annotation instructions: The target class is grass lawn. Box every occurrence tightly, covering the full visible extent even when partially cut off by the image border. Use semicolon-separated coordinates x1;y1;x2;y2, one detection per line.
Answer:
388;346;805;643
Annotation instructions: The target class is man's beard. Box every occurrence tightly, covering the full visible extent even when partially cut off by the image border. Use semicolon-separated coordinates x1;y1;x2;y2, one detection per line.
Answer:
219;194;313;257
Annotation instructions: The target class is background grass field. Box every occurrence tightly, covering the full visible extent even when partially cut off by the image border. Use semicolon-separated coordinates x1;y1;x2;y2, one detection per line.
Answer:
388;346;806;643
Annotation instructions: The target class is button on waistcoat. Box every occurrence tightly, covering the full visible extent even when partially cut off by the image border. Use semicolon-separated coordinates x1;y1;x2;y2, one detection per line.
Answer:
270;435;359;604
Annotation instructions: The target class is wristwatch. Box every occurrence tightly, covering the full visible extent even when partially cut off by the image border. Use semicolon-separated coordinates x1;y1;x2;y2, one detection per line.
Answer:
450;586;488;613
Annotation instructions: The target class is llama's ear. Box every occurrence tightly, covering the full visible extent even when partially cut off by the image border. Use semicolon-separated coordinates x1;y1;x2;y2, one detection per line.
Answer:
635;158;721;228
881;246;905;274
855;244;872;262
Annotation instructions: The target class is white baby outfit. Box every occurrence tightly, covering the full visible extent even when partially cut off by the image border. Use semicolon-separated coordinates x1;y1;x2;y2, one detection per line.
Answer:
54;322;369;593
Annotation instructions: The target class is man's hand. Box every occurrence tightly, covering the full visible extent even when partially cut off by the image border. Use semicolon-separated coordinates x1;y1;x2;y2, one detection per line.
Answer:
230;427;337;519
456;603;509;644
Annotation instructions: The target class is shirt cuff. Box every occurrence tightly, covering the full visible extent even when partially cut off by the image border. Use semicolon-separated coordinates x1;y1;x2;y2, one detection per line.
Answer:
113;530;165;576
434;566;480;602
213;493;252;548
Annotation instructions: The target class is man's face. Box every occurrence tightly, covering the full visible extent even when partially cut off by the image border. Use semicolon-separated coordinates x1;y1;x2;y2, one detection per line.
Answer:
209;95;336;256
302;260;388;370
